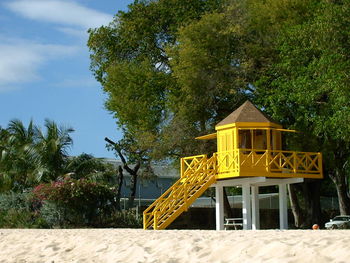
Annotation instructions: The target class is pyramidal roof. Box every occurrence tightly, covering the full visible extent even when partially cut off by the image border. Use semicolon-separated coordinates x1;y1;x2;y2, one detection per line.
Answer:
216;100;278;127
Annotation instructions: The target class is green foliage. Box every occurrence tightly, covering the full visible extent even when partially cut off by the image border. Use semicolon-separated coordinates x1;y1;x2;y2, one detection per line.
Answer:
0;191;32;211
0;209;47;228
33;179;116;227
0;190;142;228
104;59;170;133
167;11;246;126
0;192;48;228
0;119;74;192
66;153;116;184
87;0;350;217
0;120;43;191
262;1;350;141
39;201;66;227
88;0;226;81
36;119;74;181
100;210;142;228
87;0;232;161
248;0;350;214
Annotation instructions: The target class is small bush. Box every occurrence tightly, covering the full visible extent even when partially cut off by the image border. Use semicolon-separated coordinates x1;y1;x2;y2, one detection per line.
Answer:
101;210;142;228
0;192;48;228
33;179;116;227
0;191;32;211
39;201;67;228
0;181;142;228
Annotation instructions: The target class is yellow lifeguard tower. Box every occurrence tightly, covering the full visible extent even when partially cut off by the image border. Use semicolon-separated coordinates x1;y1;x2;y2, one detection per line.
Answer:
143;101;323;230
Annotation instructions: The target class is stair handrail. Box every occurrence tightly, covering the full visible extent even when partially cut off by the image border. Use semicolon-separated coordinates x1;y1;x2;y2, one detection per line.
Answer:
153;155;215;226
155;155;217;227
155;154;217;216
143;154;207;215
154;156;208;211
143;154;217;229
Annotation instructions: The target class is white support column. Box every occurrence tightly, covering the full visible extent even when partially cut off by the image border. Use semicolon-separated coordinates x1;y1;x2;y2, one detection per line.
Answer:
215;185;224;230
279;183;288;230
242;184;252;230
251;185;260;230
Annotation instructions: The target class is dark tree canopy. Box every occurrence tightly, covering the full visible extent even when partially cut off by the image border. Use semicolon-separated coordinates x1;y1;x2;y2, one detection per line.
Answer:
88;0;350;219
88;0;250;160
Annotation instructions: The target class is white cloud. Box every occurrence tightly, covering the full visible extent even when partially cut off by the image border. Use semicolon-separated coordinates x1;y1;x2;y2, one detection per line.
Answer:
0;38;78;92
4;0;113;30
0;1;110;91
57;27;87;39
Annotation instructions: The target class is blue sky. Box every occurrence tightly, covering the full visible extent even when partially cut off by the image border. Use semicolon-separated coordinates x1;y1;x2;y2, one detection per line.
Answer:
0;0;133;158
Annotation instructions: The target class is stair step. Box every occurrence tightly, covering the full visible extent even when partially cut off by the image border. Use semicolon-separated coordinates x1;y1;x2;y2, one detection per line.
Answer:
143;156;216;230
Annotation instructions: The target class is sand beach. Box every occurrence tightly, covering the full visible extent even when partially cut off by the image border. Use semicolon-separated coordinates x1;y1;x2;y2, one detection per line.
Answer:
0;229;349;263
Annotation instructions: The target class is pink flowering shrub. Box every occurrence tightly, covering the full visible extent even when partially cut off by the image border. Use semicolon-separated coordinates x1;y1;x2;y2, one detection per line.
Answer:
33;179;116;227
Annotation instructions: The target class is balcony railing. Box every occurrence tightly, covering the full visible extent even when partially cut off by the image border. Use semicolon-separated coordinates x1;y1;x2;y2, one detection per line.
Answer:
216;149;322;178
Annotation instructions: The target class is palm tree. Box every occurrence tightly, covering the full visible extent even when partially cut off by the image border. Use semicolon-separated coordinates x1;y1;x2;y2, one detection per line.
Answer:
0;119;74;192
36;119;74;181
0;120;43;192
65;153;116;183
0;127;11;192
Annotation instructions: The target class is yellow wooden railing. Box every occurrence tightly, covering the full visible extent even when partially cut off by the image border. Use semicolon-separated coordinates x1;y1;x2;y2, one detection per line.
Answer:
180;154;207;178
143;154;217;230
216;150;240;174
217;149;322;178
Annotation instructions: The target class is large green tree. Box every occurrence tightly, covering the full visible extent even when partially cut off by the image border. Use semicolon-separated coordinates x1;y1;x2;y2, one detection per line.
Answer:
88;0;350;223
255;0;350;215
87;0;244;161
226;0;326;226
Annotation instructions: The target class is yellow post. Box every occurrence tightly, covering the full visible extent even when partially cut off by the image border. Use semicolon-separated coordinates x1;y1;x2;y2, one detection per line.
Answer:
250;129;254;164
180;158;185;178
318;153;323;174
235;128;239;150
213;153;217;174
237;149;241;175
266;129;271;172
267;128;271;150
183;181;188;211
293;152;297;173
153;211;158;230
250;129;254;149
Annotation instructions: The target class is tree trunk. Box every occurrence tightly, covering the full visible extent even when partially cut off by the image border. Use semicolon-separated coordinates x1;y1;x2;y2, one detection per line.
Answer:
328;146;350;215
329;169;350;215
288;184;303;228
223;188;234;218
104;137;141;210
128;171;138;209
335;184;350;215
302;180;322;228
307;180;322;226
115;166;124;211
312;182;322;224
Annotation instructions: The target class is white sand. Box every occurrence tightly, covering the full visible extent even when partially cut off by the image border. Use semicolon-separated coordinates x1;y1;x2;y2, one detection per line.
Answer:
0;229;349;263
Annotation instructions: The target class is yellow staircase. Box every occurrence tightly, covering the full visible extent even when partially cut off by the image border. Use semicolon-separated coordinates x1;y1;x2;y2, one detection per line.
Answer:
143;154;217;230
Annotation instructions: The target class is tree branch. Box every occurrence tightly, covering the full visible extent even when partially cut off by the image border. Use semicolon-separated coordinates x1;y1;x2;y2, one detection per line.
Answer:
105;137;140;175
